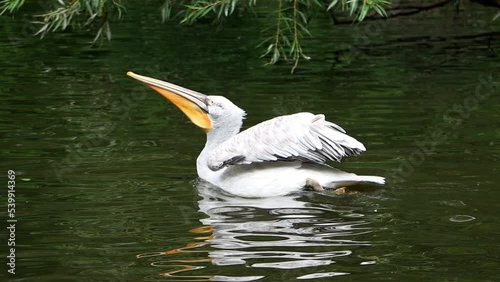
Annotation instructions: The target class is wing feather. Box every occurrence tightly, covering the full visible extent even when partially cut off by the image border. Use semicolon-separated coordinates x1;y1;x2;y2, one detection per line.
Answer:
207;112;366;171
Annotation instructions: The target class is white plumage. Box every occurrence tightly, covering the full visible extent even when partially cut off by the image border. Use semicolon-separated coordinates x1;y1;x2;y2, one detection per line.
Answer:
127;72;385;197
207;112;365;170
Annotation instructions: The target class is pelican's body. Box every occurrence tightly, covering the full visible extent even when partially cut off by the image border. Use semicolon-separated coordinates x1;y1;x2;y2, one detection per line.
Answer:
198;161;383;197
128;72;385;197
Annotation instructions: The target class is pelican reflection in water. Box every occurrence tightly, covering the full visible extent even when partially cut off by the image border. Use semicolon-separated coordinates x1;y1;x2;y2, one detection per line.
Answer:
127;72;384;197
136;182;379;280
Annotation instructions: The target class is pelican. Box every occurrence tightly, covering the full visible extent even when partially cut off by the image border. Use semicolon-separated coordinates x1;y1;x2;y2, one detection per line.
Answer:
127;72;385;197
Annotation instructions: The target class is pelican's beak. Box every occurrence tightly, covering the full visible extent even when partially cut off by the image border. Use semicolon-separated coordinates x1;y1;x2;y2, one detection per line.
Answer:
127;71;211;132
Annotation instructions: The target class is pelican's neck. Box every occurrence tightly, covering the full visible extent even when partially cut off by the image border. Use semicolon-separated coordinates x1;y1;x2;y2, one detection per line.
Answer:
197;115;244;179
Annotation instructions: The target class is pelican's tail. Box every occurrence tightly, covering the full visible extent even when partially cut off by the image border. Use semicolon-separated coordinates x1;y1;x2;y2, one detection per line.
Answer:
325;174;385;189
355;175;385;185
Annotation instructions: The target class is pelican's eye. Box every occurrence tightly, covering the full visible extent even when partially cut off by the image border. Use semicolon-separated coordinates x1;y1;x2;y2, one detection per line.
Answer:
206;98;214;106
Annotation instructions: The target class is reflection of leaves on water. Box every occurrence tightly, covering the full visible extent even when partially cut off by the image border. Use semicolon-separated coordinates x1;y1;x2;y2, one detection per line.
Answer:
271;94;307;117
136;181;383;280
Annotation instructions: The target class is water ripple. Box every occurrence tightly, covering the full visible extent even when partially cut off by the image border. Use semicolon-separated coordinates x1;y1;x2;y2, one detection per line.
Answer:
449;214;476;223
297;272;350;279
137;181;378;280
252;259;333;269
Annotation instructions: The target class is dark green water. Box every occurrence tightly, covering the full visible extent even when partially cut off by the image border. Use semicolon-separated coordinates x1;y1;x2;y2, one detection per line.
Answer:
1;3;499;281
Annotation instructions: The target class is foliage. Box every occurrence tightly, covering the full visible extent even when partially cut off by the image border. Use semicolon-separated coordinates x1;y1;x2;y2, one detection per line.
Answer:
1;0;125;42
0;0;391;72
159;0;390;72
0;0;24;15
35;0;125;42
257;0;390;72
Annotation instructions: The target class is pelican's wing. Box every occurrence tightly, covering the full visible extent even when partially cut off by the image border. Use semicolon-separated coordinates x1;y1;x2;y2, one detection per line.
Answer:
207;112;366;171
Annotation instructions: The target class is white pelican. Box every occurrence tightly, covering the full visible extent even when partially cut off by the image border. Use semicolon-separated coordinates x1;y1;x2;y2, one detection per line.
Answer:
127;72;385;197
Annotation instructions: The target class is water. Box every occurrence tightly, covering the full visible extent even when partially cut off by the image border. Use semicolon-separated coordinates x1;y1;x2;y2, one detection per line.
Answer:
1;2;499;281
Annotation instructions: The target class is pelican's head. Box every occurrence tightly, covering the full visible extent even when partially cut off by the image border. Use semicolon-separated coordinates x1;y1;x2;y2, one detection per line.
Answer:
127;72;245;133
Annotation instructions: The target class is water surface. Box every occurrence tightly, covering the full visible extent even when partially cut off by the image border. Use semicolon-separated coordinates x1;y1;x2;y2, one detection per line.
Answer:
1;2;499;281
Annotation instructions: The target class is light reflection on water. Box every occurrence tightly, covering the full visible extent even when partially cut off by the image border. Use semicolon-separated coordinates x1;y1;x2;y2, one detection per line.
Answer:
137;181;381;280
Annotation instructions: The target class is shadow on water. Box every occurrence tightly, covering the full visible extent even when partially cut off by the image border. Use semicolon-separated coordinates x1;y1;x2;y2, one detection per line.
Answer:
137;181;386;281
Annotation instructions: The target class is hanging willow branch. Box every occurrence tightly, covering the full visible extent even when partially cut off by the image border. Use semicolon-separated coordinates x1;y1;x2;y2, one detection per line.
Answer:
0;0;24;15
1;0;126;42
173;0;390;72
0;0;391;71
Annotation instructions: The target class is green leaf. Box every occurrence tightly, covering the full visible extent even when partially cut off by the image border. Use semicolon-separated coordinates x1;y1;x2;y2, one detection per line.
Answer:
327;0;339;11
105;21;111;41
348;0;357;16
493;11;500;21
358;4;368;21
